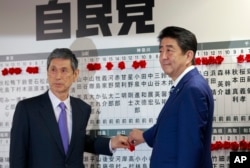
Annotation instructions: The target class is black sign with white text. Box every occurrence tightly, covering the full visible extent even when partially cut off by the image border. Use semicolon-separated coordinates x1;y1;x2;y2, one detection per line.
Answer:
230;152;250;168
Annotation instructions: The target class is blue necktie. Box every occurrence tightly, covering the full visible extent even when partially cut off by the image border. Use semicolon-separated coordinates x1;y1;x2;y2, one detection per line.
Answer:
58;102;69;154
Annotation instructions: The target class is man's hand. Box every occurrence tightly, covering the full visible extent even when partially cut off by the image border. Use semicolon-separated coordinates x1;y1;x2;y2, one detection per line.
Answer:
110;135;129;149
128;129;145;146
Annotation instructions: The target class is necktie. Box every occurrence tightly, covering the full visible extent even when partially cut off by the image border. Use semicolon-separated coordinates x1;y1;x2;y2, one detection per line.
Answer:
58;102;69;154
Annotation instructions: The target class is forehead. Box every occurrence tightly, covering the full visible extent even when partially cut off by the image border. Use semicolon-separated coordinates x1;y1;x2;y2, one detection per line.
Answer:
49;58;71;68
160;37;178;46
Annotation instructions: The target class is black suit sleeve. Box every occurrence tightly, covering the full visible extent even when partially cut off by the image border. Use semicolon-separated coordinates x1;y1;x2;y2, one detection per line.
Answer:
9;101;29;168
84;134;112;156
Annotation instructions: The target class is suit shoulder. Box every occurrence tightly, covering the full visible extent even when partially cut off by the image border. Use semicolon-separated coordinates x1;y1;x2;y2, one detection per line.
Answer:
18;92;46;104
70;96;91;107
16;92;49;110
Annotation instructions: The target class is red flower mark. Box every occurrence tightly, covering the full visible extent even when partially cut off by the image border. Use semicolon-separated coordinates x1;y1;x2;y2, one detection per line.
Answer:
201;57;209;65
26;66;39;74
2;68;9;76
223;141;231;150
105;62;113;70
128;144;135;152
215;141;223;150
211;140;250;151
211;143;216;151
34;67;39;73
211;141;223;151
239;139;248;150
208;56;216;65
237;54;245;63
139;60;147;68
87;63;101;71
231;141;239;151
1;67;22;76
245;54;250;62
132;61;140;69
9;67;15;75
132;60;147;69
7;67;22;75
215;55;224;64
87;63;95;71
195;57;201;65
15;67;22;74
118;61;126;70
94;63;101;70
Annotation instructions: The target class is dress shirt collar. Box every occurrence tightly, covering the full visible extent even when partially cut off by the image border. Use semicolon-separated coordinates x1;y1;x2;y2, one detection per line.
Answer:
172;65;195;87
48;90;70;110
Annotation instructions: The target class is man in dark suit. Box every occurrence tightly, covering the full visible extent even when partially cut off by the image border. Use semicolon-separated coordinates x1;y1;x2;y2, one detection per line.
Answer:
129;26;214;168
9;48;129;168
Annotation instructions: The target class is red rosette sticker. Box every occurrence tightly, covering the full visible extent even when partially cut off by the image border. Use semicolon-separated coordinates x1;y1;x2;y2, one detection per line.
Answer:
15;67;22;74
33;67;39;74
195;57;201;65
128;144;135;152
26;67;31;73
118;61;126;70
26;66;39;74
231;141;239;151
211;143;217;151
132;61;140;69
208;56;216;65
245;53;250;62
1;68;9;76
201;57;209;65
139;60;147;68
94;63;101;70
215;55;224;64
9;67;15;75
223;141;231;150
215;141;223;150
239;139;248;150
87;63;95;71
105;62;113;70
237;54;245;63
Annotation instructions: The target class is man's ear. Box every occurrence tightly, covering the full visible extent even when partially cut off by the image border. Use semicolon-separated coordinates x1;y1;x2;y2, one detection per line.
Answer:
73;69;79;82
186;50;194;64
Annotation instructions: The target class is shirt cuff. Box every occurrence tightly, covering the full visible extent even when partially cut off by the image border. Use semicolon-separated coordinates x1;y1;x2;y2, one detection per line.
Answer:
109;139;116;153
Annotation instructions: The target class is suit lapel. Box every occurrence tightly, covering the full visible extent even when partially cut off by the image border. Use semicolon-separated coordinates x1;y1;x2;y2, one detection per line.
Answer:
157;89;179;122
38;92;65;155
157;68;199;122
66;98;83;158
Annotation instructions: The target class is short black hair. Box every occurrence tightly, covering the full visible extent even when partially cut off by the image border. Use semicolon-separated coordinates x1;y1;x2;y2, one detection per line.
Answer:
158;26;197;64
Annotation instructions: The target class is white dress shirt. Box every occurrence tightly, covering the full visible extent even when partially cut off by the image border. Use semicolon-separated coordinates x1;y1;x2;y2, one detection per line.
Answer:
48;90;72;142
48;90;114;152
172;65;195;87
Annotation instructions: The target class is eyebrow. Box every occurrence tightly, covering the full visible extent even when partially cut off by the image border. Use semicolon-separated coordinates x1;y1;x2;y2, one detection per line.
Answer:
159;44;174;49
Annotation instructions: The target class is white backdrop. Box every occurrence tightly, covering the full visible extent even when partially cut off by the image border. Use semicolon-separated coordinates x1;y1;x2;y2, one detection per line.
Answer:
1;0;250;54
1;0;250;167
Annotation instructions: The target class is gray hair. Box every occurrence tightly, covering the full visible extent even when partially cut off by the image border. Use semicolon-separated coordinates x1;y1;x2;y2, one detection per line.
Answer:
47;48;78;71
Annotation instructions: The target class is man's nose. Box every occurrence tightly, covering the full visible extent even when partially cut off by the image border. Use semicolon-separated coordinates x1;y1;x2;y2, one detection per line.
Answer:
55;70;63;78
161;51;168;59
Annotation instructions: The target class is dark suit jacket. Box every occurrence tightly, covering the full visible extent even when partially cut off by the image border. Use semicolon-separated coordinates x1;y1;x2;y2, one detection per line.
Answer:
143;68;214;168
9;91;112;168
